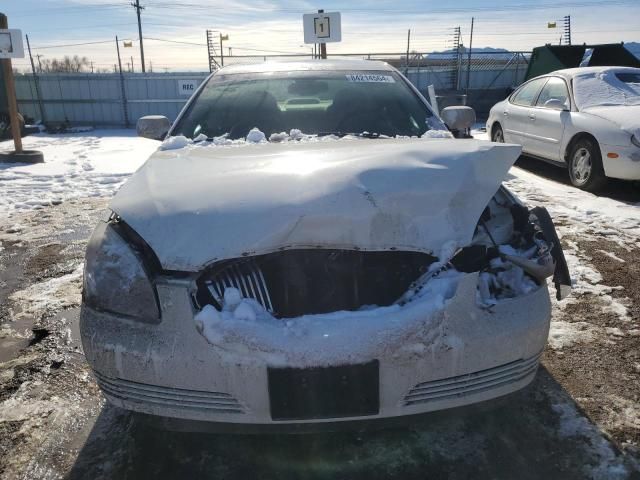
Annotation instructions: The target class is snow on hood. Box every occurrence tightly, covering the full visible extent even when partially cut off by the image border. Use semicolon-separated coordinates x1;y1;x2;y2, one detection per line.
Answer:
110;138;521;271
582;105;640;137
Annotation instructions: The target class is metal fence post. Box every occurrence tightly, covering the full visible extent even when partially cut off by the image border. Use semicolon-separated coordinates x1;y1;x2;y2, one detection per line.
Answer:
25;34;47;125
116;36;130;127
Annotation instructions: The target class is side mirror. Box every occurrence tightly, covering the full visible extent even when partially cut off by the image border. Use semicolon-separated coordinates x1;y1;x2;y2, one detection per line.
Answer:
440;106;476;139
543;99;569;111
136;115;171;140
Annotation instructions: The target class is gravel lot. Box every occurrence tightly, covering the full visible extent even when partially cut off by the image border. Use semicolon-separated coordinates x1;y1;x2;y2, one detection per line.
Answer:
0;131;639;479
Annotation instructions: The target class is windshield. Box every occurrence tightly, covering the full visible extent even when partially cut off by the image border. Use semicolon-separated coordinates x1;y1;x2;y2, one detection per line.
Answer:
171;70;443;139
573;69;640;110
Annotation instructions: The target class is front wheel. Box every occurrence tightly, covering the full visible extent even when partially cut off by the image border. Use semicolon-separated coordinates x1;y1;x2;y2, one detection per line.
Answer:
491;124;504;143
567;138;606;191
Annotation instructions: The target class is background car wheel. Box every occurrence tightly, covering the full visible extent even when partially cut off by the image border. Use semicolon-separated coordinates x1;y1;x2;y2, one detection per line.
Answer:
567;137;606;191
492;124;504;143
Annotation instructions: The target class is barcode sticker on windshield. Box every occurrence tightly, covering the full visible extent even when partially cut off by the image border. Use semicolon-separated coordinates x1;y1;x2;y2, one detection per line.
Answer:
346;74;395;83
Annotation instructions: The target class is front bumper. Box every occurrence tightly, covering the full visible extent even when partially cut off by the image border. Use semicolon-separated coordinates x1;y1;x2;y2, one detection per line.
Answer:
601;143;640;180
80;273;551;427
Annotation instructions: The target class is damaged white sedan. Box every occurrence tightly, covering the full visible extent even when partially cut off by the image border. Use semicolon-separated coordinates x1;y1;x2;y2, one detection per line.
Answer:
80;60;570;431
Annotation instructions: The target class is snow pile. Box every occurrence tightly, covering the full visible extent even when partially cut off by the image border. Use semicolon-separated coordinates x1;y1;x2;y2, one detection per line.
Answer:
159;126;454;152
548;320;597;349
422;129;454;139
194;269;463;366
573;69;640;109
0;130;158;215
245;127;267;143
268;129;309;143
159;135;191;150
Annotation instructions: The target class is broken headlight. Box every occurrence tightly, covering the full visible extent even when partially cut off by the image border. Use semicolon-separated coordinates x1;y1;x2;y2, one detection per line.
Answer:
83;220;160;323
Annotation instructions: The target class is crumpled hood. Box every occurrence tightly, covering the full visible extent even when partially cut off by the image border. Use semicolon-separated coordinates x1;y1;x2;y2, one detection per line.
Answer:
111;138;521;271
583;105;640;137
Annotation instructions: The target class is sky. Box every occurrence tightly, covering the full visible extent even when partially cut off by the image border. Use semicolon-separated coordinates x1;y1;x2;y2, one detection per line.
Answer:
4;0;640;72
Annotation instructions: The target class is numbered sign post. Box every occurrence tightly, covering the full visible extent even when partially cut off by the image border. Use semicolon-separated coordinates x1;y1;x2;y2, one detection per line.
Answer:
303;10;341;59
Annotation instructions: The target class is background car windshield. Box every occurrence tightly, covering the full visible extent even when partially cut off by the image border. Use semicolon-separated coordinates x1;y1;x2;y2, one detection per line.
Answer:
172;71;439;139
573;69;640;109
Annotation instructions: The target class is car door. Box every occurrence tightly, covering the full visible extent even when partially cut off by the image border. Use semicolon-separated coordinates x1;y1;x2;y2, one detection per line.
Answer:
525;77;570;160
502;77;548;151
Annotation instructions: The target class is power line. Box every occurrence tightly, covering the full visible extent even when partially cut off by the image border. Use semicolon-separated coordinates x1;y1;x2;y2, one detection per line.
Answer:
142;0;638;14
144;37;205;47
31;40;116;50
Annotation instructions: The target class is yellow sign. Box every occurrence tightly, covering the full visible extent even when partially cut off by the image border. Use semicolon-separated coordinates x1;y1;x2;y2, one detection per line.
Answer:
547;22;557;28
123;41;133;47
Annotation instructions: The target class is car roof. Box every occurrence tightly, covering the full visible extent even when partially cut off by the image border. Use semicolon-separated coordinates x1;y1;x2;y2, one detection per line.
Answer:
216;59;395;75
548;66;640;80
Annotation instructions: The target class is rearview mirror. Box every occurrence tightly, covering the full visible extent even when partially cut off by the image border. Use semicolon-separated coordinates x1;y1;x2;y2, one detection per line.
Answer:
441;106;476;139
137;115;171;140
543;99;569;111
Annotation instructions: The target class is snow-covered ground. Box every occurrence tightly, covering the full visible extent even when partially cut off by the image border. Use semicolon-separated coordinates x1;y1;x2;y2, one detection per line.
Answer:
0;130;158;215
1;128;638;478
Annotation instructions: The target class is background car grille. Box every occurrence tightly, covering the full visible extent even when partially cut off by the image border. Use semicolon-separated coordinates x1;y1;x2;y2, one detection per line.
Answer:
95;372;245;414
403;353;541;406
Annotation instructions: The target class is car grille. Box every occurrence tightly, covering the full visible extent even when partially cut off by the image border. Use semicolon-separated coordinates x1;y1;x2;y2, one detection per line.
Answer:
403;352;541;406
95;372;245;414
195;249;435;318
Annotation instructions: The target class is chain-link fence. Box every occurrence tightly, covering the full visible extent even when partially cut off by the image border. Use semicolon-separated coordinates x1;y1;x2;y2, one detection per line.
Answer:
14;50;530;127
214;51;530;92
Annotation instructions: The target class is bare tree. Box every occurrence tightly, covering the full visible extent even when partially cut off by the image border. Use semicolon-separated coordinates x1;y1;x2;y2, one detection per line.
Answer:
40;55;91;73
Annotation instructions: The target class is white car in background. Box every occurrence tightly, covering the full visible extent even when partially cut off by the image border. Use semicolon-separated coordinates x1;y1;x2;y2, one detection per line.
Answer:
487;66;640;191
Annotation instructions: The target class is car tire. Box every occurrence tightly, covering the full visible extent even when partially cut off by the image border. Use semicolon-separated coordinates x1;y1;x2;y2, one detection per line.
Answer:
491;124;504;143
567;137;607;191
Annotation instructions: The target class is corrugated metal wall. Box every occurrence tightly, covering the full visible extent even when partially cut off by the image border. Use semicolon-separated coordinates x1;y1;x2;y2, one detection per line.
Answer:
15;72;209;126
13;60;526;127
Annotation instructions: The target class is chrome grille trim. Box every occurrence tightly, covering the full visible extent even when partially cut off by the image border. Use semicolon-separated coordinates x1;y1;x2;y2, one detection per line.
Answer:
95;372;245;414
403;352;541;406
205;258;274;313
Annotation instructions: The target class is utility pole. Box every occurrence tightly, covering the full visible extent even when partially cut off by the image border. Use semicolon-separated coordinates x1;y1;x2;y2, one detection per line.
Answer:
131;0;146;72
563;15;571;45
465;17;474;100
90;61;94;73
405;29;411;74
0;13;22;153
130;56;134;72
35;54;44;72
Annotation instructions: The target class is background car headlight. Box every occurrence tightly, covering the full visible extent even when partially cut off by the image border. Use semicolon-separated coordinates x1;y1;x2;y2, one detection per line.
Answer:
83;221;160;323
632;134;640;148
